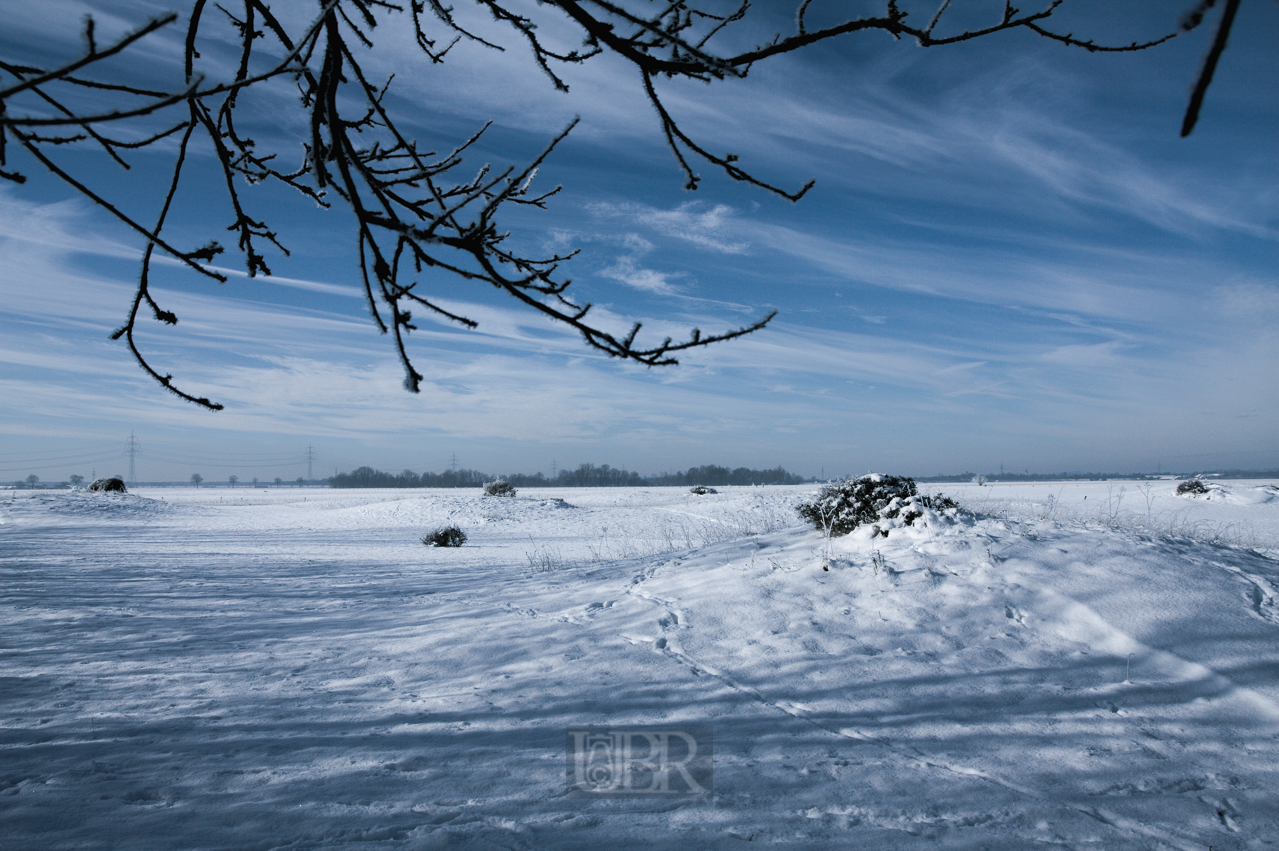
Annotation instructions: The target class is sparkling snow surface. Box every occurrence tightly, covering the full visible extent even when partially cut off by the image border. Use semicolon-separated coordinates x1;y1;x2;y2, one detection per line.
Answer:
3;481;1279;849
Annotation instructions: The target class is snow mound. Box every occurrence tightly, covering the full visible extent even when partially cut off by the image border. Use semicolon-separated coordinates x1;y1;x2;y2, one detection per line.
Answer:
1176;482;1279;506
798;473;960;537
2;489;178;523
318;495;477;525
1229;485;1279;506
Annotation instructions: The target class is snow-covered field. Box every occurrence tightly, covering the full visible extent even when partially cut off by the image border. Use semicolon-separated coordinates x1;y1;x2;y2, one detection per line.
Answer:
3;480;1279;849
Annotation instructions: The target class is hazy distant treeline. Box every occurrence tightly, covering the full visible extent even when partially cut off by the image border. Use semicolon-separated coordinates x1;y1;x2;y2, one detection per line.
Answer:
329;463;807;489
649;465;806;487
913;470;1279;483
329;467;489;488
914;471;1168;483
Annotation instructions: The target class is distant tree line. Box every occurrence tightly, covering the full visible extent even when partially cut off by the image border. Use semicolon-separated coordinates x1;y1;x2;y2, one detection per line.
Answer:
916;471;1163;483
1191;469;1279;480
504;464;646;488
649;465;806;487
329;463;808;489
914;470;1279;483
329;467;490;489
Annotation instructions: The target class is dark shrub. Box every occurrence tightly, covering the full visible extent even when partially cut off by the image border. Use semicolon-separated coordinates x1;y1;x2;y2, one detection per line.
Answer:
689;485;717;495
88;477;127;493
1176;479;1209;495
422;525;467;547
798;474;957;537
483;479;516;497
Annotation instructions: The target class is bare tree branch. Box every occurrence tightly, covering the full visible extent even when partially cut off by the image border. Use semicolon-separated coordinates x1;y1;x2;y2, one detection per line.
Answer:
1180;0;1241;137
0;1;1196;409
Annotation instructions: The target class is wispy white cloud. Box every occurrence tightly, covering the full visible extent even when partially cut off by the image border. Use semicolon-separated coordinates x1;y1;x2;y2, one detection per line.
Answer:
577;196;1219;333
200;265;363;299
633;50;1277;244
1038;341;1128;368
1214;281;1279;323
589;202;750;254
597;257;680;295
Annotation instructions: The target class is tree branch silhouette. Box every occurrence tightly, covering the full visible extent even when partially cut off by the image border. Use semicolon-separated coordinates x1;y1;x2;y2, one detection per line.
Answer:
1178;0;1243;137
1;1;1193;409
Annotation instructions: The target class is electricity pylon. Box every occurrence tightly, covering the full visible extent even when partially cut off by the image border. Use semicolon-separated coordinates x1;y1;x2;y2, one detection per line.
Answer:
126;432;139;484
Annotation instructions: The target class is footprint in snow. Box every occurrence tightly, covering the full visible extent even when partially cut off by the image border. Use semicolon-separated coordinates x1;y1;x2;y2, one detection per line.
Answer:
1243;580;1279;625
583;600;615;616
1203;797;1240;832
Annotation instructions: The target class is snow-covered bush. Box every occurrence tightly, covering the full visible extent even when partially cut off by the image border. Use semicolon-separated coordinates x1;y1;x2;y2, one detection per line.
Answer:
88;477;127;493
1176;479;1209;495
483;479;516;497
422;525;467;547
689;485;717;495
797;474;958;537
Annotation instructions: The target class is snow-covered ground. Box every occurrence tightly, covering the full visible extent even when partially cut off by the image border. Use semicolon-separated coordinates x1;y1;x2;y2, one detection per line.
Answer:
3;480;1279;849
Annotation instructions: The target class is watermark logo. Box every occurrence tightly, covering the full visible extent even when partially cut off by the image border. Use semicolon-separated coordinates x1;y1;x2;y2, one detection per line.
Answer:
566;725;712;796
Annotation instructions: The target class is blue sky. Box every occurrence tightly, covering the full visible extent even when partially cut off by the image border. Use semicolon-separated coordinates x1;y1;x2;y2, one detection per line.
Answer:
1;1;1276;484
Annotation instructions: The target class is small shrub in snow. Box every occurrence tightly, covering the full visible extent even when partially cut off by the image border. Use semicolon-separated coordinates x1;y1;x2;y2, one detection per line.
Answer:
797;473;958;537
525;543;568;571
483;479;516;497
689;485;717;495
88;477;127;493
422;525;467;547
1176;479;1209;495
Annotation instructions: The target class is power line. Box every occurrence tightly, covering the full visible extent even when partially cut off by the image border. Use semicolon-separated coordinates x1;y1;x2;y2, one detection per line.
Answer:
140;449;307;462
133;447;310;464
0;456;122;475
137;449;309;469
304;443;316;480
0;447;121;463
127;433;140;485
